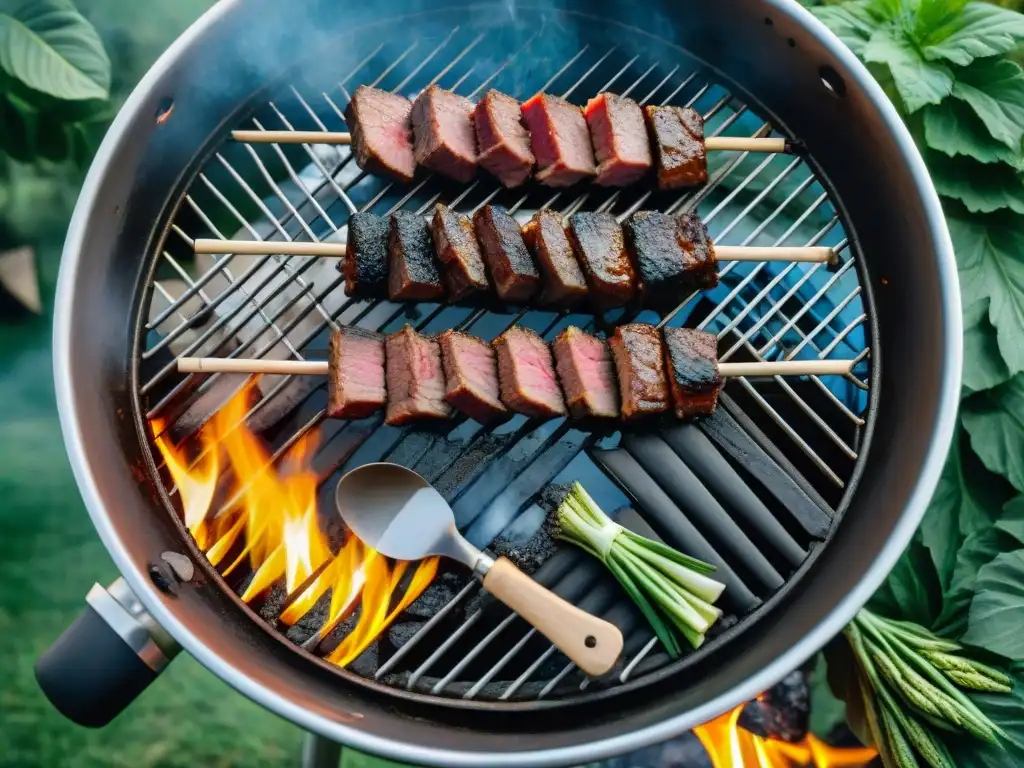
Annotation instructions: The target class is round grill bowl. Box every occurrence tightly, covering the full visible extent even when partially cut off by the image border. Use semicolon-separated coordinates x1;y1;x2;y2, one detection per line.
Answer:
52;0;960;765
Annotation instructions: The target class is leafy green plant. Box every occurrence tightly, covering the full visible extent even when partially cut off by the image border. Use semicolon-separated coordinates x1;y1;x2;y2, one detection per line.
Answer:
802;0;1024;764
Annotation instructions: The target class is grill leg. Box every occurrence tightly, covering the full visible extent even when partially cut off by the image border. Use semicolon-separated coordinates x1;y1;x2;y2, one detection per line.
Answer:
301;733;342;768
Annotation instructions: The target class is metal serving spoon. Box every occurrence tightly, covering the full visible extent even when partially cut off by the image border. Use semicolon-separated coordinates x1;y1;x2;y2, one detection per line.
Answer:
335;462;624;676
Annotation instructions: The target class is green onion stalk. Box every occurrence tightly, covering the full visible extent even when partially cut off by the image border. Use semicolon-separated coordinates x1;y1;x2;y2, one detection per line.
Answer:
552;482;726;657
845;608;1013;768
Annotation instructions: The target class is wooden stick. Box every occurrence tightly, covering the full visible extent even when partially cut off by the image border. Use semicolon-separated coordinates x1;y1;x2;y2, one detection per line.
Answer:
178;356;853;377
704;136;789;153
232;130;352;145
231;130;789;154
193;238;833;264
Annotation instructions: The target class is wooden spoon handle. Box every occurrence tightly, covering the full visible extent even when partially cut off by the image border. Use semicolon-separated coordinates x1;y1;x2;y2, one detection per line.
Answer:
482;556;624;676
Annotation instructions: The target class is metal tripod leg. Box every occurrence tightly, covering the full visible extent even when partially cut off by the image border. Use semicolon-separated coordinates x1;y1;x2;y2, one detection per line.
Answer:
302;733;343;768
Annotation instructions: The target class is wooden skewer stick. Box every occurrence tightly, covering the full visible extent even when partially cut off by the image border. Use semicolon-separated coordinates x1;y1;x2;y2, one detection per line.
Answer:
230;130;789;154
177;356;853;377
193;238;836;264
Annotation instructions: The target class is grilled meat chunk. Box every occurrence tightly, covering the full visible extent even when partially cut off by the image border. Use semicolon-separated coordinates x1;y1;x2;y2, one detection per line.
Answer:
609;323;670;420
663;327;722;419
385;325;452;425
644;105;707;190
439;330;507;423
345;86;416;184
472;205;540;302
410;85;478;183
584;93;652;187
341;212;389;298
473;90;534;188
553;327;620;419
430;203;490;300
623;210;691;304
677;211;719;290
522;210;588;309
388;211;445;301
493;326;566;418
567;212;636;309
521;93;596;187
327;328;387;419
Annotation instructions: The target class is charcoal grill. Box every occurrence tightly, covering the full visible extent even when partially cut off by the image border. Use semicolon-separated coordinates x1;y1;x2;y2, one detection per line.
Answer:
39;0;960;765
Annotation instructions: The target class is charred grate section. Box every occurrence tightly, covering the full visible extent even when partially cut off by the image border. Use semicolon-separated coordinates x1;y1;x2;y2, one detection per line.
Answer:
136;13;870;705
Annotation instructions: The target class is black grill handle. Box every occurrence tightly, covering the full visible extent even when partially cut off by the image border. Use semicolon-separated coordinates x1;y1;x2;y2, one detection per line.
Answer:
35;581;177;727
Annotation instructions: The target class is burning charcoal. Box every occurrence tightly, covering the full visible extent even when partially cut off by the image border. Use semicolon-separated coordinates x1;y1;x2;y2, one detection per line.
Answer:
402;572;460;621
439;329;508;424
644;104;708;190
522;209;588;309
584;92;652;187
473;89;534;188
567;212;636;309
327;327;386;419
472;204;540;302
283;591;333;645
345;86;416;184
737;670;810;743
385;325;452;425
341;211;389;298
663;327;722;419
490;526;558;575
411;85;478;183
493;326;567;418
553;326;620;419
609;323;670;420
430;203;490;300
521;92;597;186
388;210;445;301
346;642;380;678
388;621;425;651
257;584;289;622
676;211;719;291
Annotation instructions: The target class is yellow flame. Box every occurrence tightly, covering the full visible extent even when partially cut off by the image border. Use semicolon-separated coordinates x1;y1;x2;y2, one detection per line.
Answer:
150;383;439;670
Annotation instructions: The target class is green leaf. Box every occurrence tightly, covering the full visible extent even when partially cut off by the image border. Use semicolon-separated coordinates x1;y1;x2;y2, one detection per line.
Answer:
0;0;110;101
923;100;1023;167
865;28;955;112
913;0;970;42
946;670;1024;768
869;536;943;626
963;374;1024;492
952;58;1024;153
963;298;1012;393
929;153;1024;214
813;1;884;56
921;2;1024;66
962;550;1024;659
996;496;1024;547
809;651;849;738
950;212;1024;375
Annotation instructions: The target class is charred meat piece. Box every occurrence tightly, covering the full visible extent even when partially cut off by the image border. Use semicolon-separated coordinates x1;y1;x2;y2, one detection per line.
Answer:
439;330;507;423
385;325;452;425
429;204;490;300
677;211;719;290
345;86;416;184
644;105;707;190
663;327;722;419
327;328;387;419
521;93;596;187
553;327;620;419
342;212;389;298
567;212;635;309
522;210;588;309
388;211;445;301
493;326;566;418
623;210;691;304
584;93;652;187
472;205;540;302
474;90;534;188
609;323;670;420
411;85;478;183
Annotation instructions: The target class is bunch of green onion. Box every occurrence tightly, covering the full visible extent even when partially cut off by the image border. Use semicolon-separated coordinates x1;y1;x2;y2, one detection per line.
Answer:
552;482;726;657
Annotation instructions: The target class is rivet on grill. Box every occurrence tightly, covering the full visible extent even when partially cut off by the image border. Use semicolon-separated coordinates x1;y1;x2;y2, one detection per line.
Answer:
160;551;195;582
819;66;847;98
148;562;180;595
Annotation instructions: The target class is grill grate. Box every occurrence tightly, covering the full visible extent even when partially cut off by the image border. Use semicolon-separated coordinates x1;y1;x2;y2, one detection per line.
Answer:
136;14;872;705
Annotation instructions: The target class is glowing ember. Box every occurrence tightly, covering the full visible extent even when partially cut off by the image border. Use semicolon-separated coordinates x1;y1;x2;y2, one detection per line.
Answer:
694;703;876;768
150;382;439;669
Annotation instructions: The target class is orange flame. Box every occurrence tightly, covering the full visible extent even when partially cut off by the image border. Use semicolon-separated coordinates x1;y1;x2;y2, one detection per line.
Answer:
694;703;877;768
150;382;438;669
